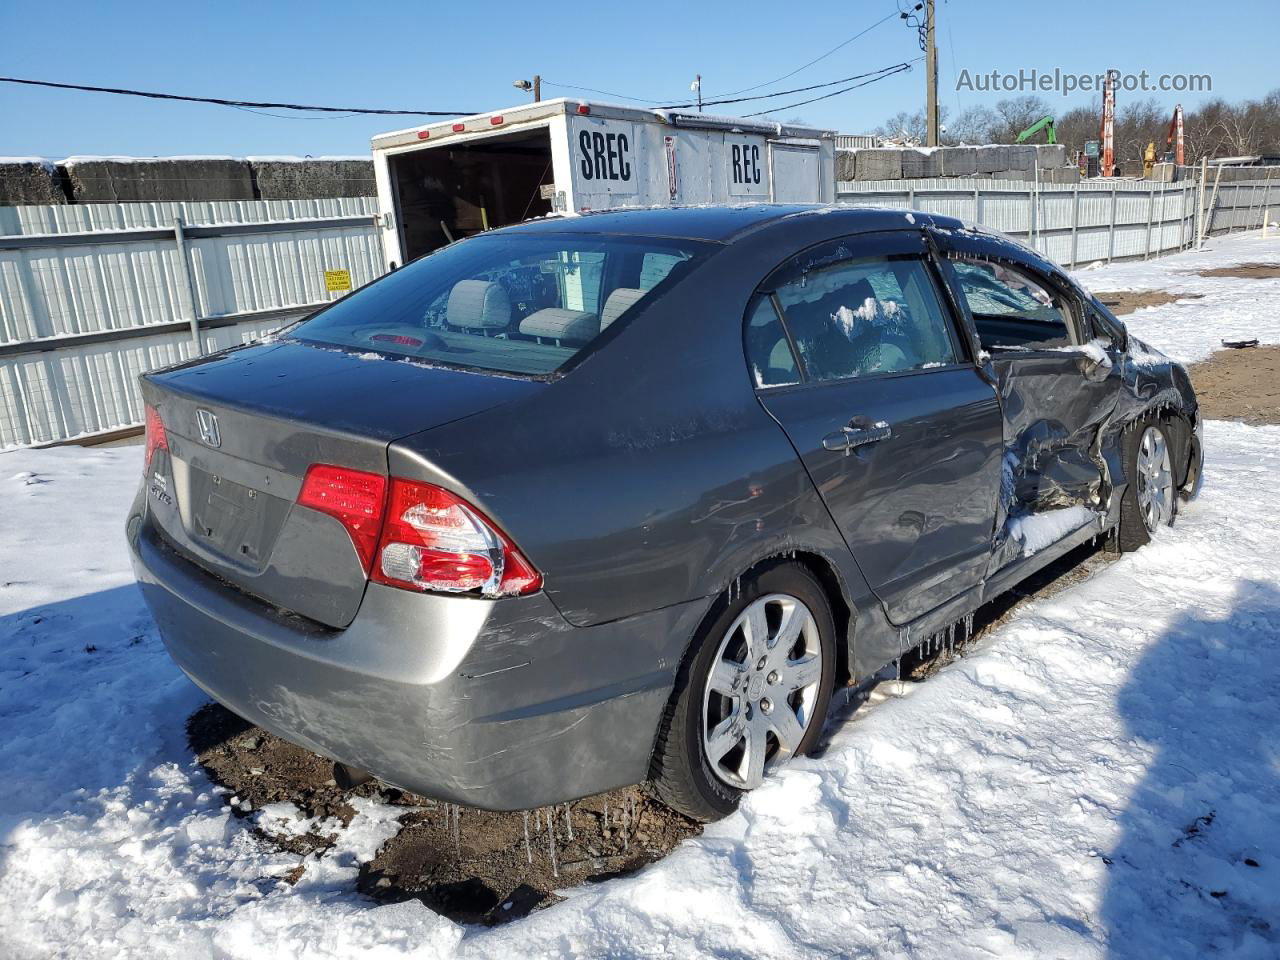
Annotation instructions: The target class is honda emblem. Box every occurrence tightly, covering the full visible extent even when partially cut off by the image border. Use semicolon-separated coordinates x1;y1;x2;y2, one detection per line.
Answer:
196;409;221;448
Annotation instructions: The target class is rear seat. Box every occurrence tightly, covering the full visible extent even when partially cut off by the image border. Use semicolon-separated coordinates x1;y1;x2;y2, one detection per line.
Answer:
600;288;645;331
447;279;511;332
520;308;598;344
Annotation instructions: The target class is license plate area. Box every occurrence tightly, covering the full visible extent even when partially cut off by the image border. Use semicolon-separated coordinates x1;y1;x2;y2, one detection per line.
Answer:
189;468;287;565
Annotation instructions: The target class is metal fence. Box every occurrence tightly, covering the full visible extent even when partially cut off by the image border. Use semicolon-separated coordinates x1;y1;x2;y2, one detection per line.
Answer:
836;173;1280;268
2;172;1277;449
1;198;383;448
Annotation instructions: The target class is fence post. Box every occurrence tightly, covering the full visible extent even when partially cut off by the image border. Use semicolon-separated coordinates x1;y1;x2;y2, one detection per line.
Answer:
1107;185;1118;263
1152;184;1162;257
1195;157;1207;249
974;187;983;226
172;216;203;356
1069;184;1080;267
907;186;915;211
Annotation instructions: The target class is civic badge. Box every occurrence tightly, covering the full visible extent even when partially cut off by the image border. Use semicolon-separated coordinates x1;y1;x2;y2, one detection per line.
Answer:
196;408;221;448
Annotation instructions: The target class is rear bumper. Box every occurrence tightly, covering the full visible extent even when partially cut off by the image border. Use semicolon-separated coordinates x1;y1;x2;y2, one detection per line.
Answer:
129;515;703;810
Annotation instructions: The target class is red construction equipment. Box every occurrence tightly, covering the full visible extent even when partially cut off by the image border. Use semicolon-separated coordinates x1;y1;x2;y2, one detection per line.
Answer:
1100;69;1116;177
1165;103;1185;166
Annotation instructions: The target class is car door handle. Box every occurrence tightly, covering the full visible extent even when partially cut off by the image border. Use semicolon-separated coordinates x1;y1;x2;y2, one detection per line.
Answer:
821;422;892;454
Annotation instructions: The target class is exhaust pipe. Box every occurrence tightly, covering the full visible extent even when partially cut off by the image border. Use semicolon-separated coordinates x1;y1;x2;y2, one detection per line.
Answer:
333;761;374;791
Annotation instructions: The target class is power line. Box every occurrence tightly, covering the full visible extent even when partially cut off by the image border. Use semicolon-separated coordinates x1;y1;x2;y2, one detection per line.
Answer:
0;76;475;117
703;8;902;99
543;5;903;107
743;62;916;117
660;63;915;111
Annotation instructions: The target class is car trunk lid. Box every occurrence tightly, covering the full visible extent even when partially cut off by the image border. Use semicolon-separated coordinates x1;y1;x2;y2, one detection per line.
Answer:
140;340;541;627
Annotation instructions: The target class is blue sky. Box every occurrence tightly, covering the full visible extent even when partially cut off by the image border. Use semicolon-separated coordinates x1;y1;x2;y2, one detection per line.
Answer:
2;0;1274;158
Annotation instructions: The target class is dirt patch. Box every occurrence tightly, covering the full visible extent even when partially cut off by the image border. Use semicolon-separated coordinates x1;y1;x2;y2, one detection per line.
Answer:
189;704;700;925
1186;345;1280;425
1091;290;1202;314
1196;262;1280;279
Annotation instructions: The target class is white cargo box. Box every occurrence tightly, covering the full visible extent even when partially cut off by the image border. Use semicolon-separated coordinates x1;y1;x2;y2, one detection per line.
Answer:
371;99;835;267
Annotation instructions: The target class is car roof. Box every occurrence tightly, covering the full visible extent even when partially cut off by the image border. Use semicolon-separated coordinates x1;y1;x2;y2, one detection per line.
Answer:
500;204;967;243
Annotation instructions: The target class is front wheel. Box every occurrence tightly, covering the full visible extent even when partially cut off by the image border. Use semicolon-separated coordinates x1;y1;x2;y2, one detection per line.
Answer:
1116;419;1178;551
650;563;836;821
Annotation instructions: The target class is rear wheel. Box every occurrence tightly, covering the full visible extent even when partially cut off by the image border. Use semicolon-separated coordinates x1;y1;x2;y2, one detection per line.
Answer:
1117;419;1178;551
650;563;836;821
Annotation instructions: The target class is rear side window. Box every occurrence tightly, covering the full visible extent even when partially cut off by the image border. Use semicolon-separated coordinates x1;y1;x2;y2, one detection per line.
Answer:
289;234;713;376
771;256;959;383
745;296;799;387
950;259;1072;350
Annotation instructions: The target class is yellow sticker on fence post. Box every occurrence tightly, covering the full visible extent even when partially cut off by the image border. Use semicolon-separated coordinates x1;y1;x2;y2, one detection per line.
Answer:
324;269;352;292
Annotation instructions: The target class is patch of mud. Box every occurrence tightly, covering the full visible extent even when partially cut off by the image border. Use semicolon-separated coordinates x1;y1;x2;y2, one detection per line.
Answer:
1187;345;1280;425
1092;290;1203;314
1196;262;1280;279
189;704;700;924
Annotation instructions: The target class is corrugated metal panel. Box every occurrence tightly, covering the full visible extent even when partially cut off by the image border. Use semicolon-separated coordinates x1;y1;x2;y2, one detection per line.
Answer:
0;198;384;448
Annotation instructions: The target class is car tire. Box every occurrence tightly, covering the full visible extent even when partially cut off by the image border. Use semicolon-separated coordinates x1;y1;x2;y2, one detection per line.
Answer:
1116;417;1179;552
649;562;837;822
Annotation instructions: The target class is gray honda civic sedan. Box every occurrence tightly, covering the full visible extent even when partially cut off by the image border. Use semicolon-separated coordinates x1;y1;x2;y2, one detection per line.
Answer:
128;205;1200;820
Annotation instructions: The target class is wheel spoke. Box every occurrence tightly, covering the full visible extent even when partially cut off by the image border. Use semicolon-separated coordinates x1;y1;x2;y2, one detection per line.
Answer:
782;653;822;692
741;717;768;788
741;603;769;662
771;600;807;659
709;659;746;697
706;713;743;763
768;704;806;755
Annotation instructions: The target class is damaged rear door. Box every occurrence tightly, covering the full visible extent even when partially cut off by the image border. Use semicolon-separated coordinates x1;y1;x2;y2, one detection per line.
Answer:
749;230;1003;625
931;229;1122;569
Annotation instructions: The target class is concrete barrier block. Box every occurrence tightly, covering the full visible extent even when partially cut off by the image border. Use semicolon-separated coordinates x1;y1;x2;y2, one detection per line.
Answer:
0;159;67;204
974;145;1008;173
250;158;376;200
939;147;976;177
900;149;941;179
1044;166;1081;184
1149;162;1176;183
835;151;858;181
855;149;903;181
1034;144;1068;168
993;170;1033;183
1007;145;1037;171
62;157;255;203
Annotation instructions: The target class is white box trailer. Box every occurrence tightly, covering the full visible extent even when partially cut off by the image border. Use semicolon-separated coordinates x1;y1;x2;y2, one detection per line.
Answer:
370;98;835;268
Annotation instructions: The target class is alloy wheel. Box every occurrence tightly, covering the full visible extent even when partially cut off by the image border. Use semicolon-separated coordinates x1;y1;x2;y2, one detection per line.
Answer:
701;593;824;790
1136;425;1174;532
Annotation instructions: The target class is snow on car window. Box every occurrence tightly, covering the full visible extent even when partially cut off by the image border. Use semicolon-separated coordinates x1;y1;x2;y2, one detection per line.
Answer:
771;256;958;383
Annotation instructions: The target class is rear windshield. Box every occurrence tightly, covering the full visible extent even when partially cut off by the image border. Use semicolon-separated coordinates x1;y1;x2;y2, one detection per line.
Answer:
288;233;714;376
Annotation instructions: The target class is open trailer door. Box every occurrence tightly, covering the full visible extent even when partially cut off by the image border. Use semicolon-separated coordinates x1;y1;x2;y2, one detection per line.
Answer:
384;125;555;264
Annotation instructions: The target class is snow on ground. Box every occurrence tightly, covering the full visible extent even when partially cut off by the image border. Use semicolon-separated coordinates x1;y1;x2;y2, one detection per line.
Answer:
1074;232;1280;364
2;235;1279;959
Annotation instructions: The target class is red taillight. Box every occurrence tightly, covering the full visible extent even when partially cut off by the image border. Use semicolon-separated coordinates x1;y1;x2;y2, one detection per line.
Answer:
451;122;465;132
576;103;590;115
417;130;430;140
144;405;168;471
490;115;504;126
371;478;541;597
297;465;388;573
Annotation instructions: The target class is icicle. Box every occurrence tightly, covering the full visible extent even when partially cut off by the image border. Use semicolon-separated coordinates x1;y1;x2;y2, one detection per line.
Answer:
564;803;574;841
547;809;559;878
523;810;533;864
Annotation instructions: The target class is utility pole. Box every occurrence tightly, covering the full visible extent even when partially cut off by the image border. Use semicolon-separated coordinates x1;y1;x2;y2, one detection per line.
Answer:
533;74;541;102
925;0;939;146
695;74;703;113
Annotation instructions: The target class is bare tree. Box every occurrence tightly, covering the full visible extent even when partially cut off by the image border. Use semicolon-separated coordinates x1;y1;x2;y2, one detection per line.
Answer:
944;105;1000;145
991;96;1054;142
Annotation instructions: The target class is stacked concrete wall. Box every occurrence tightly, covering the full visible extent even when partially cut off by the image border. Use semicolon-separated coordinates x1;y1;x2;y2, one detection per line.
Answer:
0;160;68;205
1;157;377;204
841;144;1074;183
